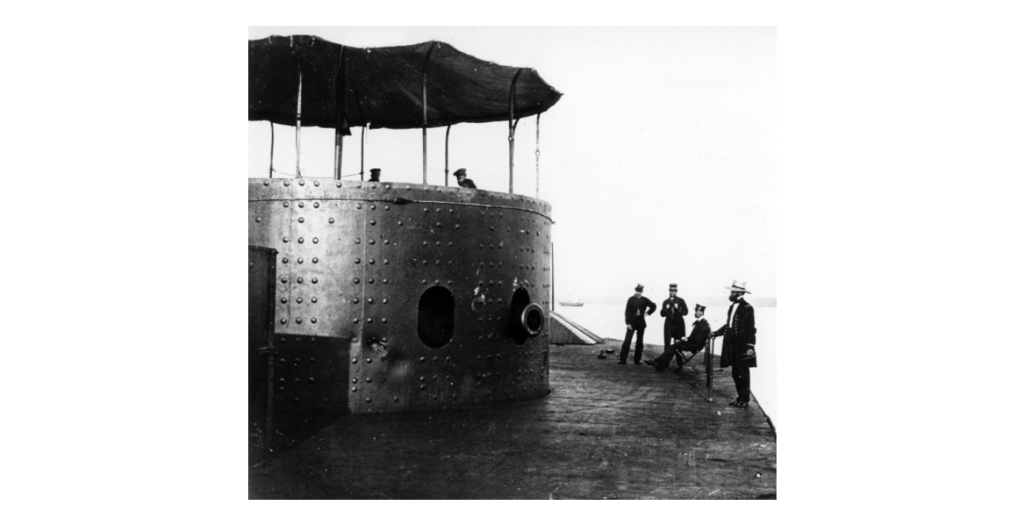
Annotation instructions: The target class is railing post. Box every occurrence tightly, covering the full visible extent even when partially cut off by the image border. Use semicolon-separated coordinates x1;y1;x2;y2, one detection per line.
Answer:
508;68;524;194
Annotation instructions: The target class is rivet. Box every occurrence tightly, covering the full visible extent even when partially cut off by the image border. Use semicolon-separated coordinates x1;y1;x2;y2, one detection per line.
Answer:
383;278;389;284
423;241;428;247
357;203;362;209
352;358;358;363
354;278;360;284
298;217;305;223
371;204;376;210
298;180;305;186
255;217;261;222
420;384;426;390
280;297;287;303
423;208;429;213
435;259;441;265
296;297;303;304
382;337;388;343
422;259;428;265
312;237;318;244
386;184;391;189
366;377;372;383
398;221;403;226
311;297;317;303
384;239;390;245
297;257;304;264
448;280;453;285
436;208;441;213
283;202;289;207
281;277;288;283
282;257;289;264
355;258;361;264
295;318;302;324
383;259;389;265
382;318;387;323
372;184;377;189
314;202;320;208
312;257;318;263
298;202;304;208
369;239;375;245
394;396;399;401
311;318;317;323
263;180;270;186
284;181;291;187
420;357;426;362
352;298;359;303
280;318;288;324
355;238;361;244
297;277;304;284
435;279;440;284
369;258;375;264
336;181;342;187
311;277;318;284
422;279;427;284
353;318;359;323
383;298;388;304
367;297;374;304
385;205;390;210
329;218;335;224
366;357;373;363
298;237;304;244
367;318;373;323
368;278;374;284
283;237;289;243
370;220;376;225
352;387;357;392
456;224;461;229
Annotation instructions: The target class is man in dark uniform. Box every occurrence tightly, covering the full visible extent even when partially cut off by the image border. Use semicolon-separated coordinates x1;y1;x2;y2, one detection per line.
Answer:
620;284;657;365
660;283;689;369
711;280;757;408
647;304;710;372
454;168;477;189
368;168;381;182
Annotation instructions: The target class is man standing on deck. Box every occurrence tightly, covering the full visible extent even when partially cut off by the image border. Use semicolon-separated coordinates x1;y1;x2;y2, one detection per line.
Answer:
660;283;689;369
454;168;477;189
711;280;757;408
620;284;657;365
368;168;381;182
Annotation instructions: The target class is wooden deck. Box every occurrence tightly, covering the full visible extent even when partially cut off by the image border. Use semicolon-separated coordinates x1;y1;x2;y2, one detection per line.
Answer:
248;341;777;499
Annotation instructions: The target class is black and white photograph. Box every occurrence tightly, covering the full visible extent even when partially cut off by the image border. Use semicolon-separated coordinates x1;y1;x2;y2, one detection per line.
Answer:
247;26;776;499
9;1;1024;518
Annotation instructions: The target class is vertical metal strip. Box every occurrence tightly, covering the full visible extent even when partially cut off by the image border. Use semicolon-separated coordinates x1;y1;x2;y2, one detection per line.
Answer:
269;122;274;178
360;126;366;181
422;43;437;185
551;241;555;312
334;46;346;181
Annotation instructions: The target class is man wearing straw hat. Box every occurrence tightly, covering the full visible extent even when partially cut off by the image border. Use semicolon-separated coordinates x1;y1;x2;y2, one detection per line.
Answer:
711;280;758;408
659;283;689;369
619;284;657;365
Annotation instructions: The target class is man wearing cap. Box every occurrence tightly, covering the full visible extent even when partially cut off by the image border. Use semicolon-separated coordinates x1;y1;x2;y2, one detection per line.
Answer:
646;304;710;372
619;284;657;365
711;280;758;408
660;284;689;369
368;168;382;182
453;168;477;189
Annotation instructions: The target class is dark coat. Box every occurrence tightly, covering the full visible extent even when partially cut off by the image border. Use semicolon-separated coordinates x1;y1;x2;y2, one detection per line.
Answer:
458;178;477;189
624;295;657;329
713;298;757;368
660;296;689;337
673;318;711;354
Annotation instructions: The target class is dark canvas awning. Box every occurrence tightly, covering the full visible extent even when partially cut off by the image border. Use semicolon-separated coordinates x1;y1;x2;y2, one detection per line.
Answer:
249;35;562;134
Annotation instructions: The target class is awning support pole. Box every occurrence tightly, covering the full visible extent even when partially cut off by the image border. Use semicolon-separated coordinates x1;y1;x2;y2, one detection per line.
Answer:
445;125;451;186
360;126;366;181
535;114;541;198
295;70;303;178
334;131;343;180
508;68;524;194
551;241;555;312
422;42;438;185
269;122;274;178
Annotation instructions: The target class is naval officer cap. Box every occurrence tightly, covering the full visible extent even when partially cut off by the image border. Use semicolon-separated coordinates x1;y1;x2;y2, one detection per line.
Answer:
669;283;678;291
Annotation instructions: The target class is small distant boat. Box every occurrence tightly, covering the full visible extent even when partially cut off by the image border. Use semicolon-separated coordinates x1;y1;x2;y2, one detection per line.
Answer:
559;296;584;307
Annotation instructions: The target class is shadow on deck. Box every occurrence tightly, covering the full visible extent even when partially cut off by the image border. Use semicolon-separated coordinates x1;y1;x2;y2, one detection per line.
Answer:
248;341;777;499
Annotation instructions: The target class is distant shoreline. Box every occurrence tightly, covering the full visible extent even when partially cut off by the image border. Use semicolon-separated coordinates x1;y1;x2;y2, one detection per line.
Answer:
575;296;777;308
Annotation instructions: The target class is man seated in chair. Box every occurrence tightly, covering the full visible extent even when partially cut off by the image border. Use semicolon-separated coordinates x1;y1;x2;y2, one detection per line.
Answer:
645;304;711;372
